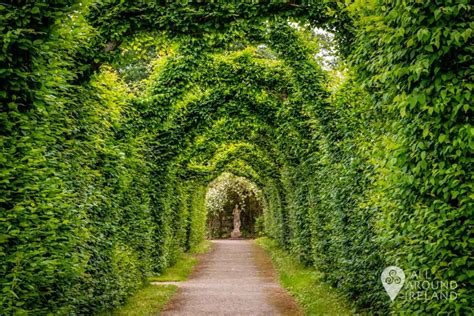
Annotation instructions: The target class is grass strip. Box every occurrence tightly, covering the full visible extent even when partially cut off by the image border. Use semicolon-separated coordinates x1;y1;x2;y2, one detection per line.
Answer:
102;240;211;315
99;285;177;316
255;237;353;315
148;240;211;282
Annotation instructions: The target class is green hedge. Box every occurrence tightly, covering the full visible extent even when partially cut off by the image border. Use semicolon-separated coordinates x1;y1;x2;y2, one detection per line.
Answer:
1;3;207;314
350;1;473;313
1;1;471;314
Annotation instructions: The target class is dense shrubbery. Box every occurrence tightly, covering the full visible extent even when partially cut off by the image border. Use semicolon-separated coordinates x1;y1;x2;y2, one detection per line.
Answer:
1;1;471;314
1;3;206;314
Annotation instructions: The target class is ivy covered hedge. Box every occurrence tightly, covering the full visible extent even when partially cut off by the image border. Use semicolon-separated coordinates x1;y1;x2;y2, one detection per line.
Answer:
1;1;472;314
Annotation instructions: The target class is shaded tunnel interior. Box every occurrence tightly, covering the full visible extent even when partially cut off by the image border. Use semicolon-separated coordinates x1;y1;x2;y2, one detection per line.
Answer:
206;173;264;238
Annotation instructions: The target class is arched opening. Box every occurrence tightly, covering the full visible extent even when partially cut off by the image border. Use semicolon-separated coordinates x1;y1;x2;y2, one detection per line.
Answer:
3;2;469;314
205;172;265;239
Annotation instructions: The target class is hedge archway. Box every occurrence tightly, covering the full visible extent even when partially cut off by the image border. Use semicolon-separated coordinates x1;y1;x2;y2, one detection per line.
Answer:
1;2;471;314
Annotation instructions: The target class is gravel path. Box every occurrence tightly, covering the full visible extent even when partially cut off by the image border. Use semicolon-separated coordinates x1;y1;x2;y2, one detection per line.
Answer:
160;239;301;316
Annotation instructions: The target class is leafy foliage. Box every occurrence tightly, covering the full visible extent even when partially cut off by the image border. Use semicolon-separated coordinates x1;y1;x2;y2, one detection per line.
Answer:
349;1;473;313
1;1;471;314
206;172;264;238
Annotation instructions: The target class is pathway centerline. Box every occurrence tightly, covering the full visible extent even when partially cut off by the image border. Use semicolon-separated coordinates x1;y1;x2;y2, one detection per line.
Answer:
161;239;301;316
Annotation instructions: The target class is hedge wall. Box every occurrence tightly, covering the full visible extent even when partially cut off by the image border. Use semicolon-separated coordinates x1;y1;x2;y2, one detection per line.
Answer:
1;1;471;314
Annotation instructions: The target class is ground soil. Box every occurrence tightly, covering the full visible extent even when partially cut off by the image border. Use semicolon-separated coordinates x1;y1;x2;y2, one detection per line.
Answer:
160;239;301;316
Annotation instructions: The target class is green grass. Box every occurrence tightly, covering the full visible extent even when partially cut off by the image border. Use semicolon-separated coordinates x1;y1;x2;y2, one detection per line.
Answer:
191;240;212;254
102;240;211;315
99;285;177;316
148;240;211;282
255;237;353;316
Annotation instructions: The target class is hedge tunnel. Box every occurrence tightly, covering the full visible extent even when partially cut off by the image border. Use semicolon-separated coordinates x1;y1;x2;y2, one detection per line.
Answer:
1;1;472;315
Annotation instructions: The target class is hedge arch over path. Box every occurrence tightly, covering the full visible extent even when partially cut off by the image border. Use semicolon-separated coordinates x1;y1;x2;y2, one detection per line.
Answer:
134;18;329;274
2;1;471;315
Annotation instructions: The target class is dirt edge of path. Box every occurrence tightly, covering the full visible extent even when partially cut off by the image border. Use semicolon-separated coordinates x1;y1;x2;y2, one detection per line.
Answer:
160;240;302;315
159;242;216;313
251;241;303;316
